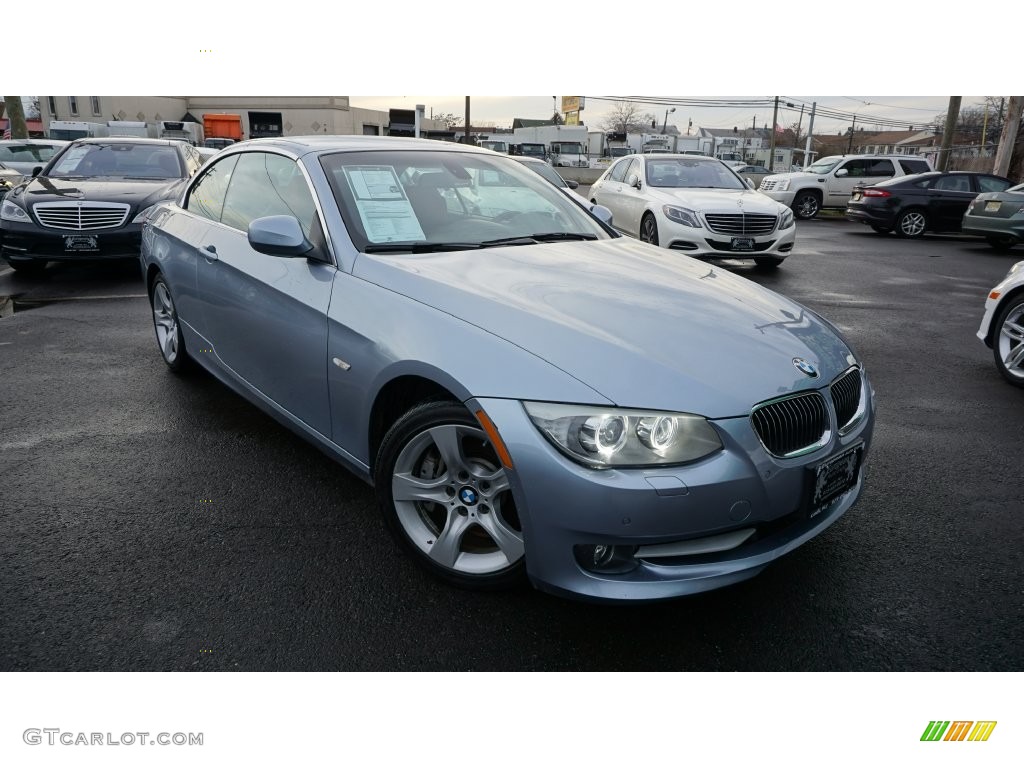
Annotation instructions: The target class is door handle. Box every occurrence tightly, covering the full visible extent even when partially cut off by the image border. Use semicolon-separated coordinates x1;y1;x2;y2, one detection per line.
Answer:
202;244;218;261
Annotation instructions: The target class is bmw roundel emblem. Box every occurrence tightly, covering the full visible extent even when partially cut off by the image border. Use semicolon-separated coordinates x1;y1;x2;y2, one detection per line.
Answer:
458;487;478;506
793;358;819;378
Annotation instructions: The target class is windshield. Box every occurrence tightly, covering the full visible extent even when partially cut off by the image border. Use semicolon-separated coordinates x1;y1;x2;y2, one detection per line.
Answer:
320;150;609;253
806;157;843;174
644;158;746;189
47;143;184;179
609;147;632;157
553;143;584;154
0;143;62;164
520;145;545;157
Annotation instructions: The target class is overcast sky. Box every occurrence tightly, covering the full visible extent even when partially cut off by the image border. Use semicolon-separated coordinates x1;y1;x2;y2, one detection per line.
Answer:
351;95;969;136
9;4;1013;138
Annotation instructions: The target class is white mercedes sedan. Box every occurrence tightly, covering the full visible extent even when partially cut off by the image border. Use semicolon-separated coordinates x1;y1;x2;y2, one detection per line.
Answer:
589;154;796;268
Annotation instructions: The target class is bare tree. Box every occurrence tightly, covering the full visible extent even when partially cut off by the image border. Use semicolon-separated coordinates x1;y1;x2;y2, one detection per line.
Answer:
599;100;656;134
431;112;463;129
3;96;29;139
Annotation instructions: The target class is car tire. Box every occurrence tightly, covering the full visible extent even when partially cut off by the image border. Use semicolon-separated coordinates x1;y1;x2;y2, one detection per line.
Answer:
870;225;892;234
895;209;927;238
149;273;192;373
374;401;526;590
7;258;48;276
640;213;659;245
986;236;1017;251
992;294;1024;388
792;191;821;220
754;257;785;269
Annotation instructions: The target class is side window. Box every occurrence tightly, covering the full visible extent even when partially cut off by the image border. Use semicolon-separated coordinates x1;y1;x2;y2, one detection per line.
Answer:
608;159;630;183
933;175;972;192
978;176;1012;193
901;159;930;174
865;159;895;177
622;159;640;183
839;159;870;178
185;154;239;223
220;152;319;239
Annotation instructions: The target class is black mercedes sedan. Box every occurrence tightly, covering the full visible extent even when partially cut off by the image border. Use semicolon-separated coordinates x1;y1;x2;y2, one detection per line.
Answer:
845;171;1016;238
0;137;205;274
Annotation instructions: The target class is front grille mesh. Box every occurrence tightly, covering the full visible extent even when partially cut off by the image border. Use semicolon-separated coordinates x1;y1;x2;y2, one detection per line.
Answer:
34;202;130;230
751;392;828;457
759;180;779;191
704;213;777;235
830;368;862;432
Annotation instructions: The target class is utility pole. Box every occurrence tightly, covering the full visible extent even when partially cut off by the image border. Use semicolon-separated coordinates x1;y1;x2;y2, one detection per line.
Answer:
3;96;28;139
768;96;779;171
846;115;857;154
794;103;805;150
464;96;470;146
937;96;962;172
803;101;816;170
993;96;1022;177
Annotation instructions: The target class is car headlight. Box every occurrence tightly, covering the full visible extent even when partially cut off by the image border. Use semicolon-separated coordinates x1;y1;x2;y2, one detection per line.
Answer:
777;208;794;230
775;179;791;192
662;205;701;228
523;402;723;468
1;199;30;222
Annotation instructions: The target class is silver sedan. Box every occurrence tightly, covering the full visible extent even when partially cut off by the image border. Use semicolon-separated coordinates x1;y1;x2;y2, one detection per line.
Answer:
141;136;875;602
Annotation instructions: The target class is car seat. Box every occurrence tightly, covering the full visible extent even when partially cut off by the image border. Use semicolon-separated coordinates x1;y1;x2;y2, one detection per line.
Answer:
405;185;448;237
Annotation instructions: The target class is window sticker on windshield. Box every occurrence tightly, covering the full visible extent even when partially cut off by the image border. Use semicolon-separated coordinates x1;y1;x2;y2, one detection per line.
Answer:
342;166;426;242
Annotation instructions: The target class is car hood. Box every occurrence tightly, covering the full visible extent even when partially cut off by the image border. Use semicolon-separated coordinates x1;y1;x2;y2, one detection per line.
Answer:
648;187;787;214
354;238;855;417
18;176;186;212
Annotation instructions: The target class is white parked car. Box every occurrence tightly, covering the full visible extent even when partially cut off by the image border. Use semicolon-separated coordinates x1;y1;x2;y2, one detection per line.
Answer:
589;154;796;268
0;138;69;175
978;260;1024;387
759;154;933;220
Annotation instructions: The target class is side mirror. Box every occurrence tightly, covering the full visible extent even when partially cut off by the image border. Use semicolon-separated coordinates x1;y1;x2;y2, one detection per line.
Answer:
835;168;849;177
627;173;641;189
567;180;579;189
746;178;756;189
32;166;43;178
590;204;613;226
248;215;313;258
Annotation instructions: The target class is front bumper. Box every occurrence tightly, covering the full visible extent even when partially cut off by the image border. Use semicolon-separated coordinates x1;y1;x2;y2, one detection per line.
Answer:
0;219;144;261
657;214;796;259
473;380;875;602
761;189;797;207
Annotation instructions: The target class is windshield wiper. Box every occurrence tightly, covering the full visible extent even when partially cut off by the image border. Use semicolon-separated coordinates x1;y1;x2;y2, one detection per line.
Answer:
363;242;484;253
363;232;599;254
525;232;598;242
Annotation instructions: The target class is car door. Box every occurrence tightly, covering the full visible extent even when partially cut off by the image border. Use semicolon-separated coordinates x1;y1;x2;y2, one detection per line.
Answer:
927;175;980;231
618;158;647;236
593;158;632;229
827;159;893;206
195;150;336;437
162;153;241;330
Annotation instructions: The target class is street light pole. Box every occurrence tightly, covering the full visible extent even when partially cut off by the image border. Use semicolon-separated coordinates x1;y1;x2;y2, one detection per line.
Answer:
662;107;675;134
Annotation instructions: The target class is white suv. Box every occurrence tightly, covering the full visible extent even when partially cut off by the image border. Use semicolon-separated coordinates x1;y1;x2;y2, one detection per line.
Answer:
759;154;934;219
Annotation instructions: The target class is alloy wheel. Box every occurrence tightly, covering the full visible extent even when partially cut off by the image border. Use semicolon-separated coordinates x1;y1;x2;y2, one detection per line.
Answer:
152;281;179;364
391;423;523;575
898;211;926;237
997;302;1024;382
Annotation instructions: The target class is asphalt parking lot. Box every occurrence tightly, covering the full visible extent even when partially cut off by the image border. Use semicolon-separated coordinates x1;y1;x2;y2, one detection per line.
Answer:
1;217;1022;671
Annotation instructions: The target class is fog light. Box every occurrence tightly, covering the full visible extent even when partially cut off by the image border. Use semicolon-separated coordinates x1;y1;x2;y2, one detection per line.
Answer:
574;544;639;574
